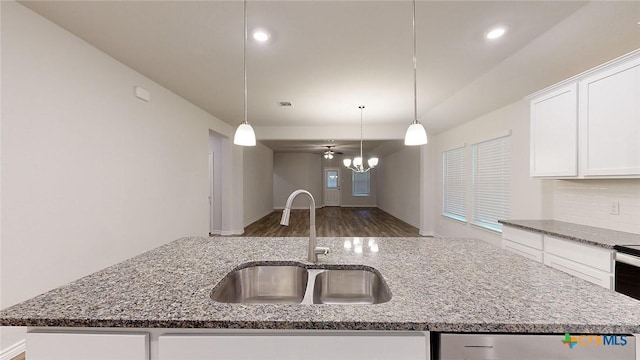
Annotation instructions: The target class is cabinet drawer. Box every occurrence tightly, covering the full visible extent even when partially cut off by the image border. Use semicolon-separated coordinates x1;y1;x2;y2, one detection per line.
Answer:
159;333;428;360
502;240;543;263
502;227;543;250
544;235;613;272
27;331;149;360
544;253;613;289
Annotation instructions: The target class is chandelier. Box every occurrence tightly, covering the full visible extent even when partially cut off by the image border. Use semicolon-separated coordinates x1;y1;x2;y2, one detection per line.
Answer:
343;106;379;173
323;146;335;160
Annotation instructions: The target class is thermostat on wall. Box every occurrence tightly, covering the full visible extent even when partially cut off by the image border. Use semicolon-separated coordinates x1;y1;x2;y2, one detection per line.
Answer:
134;86;151;102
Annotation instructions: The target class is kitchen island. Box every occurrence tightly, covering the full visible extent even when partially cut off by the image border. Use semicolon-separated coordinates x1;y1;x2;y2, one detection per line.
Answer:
2;236;640;359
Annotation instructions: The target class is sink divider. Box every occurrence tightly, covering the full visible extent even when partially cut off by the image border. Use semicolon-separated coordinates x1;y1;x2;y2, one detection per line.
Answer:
301;269;326;305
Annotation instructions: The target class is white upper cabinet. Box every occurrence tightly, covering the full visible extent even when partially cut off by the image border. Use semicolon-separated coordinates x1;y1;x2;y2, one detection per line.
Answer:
579;56;640;176
530;84;578;177
528;49;640;179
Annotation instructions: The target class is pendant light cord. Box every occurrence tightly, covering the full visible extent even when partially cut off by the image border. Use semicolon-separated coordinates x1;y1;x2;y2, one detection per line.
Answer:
243;0;248;125
359;105;364;166
412;0;418;125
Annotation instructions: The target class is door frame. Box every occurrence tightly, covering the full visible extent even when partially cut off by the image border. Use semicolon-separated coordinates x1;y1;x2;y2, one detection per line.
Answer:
323;167;342;207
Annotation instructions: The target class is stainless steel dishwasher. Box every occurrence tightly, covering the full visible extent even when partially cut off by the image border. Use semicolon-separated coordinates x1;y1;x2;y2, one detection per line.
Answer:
436;333;636;360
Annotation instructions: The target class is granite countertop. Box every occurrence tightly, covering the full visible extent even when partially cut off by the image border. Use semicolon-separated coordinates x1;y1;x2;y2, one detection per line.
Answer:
498;220;640;249
2;236;640;333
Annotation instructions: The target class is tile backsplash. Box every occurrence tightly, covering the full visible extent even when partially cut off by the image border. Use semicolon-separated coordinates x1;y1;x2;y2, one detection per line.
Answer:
552;179;640;234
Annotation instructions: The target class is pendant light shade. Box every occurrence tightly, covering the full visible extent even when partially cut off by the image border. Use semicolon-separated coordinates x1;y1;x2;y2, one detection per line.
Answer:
404;0;428;146
404;122;428;146
234;122;256;146
233;0;256;147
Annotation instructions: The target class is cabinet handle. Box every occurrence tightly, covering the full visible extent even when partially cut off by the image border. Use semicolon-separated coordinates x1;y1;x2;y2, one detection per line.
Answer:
616;253;640;267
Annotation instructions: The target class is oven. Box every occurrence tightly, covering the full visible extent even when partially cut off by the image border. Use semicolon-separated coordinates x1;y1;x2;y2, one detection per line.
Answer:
614;245;640;301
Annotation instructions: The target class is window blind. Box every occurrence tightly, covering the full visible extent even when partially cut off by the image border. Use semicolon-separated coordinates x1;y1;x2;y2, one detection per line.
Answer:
472;135;511;232
352;171;370;196
442;146;466;222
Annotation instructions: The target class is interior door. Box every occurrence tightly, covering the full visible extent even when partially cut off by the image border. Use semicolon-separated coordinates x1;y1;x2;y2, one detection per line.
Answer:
324;168;341;206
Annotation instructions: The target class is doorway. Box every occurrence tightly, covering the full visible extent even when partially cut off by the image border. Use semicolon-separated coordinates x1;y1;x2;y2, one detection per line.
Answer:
324;167;341;206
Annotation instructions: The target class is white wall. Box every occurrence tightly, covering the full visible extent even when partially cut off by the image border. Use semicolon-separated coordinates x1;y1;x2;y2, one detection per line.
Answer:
273;153;322;209
425;100;550;246
377;146;421;228
243;143;274;226
550;179;640;234
0;1;238;350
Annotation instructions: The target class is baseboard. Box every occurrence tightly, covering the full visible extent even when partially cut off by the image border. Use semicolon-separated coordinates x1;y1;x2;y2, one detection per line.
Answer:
0;339;25;360
273;206;322;210
210;230;244;236
220;229;244;236
419;230;436;237
339;205;377;208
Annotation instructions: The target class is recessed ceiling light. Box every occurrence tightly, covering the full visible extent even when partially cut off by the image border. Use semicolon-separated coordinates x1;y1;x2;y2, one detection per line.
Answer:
486;26;507;40
252;30;270;42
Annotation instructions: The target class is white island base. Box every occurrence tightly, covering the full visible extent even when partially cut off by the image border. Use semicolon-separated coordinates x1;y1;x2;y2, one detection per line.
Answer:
26;328;430;360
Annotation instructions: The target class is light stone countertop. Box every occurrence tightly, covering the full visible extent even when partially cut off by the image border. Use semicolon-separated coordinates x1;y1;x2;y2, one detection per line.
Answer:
2;236;640;333
499;220;640;249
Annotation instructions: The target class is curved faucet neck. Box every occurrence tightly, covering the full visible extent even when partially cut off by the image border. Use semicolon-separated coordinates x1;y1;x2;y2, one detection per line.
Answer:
281;189;319;262
285;189;316;209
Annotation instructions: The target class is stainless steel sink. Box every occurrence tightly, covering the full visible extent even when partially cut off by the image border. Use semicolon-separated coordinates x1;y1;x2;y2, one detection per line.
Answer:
210;263;391;305
210;265;309;304
312;269;391;304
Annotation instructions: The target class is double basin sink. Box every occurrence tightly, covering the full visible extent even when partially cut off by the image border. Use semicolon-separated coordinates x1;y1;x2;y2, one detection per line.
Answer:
210;262;391;305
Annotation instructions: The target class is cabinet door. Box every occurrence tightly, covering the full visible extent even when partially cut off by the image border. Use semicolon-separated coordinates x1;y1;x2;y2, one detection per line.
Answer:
159;333;427;360
26;331;149;360
530;83;578;177
544;253;613;289
544;235;613;273
579;56;640;176
502;240;543;263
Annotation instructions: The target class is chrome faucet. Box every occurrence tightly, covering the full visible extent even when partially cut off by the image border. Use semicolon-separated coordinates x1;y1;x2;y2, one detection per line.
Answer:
280;189;330;263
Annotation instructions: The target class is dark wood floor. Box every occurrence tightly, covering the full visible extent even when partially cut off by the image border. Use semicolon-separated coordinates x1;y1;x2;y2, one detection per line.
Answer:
234;207;420;237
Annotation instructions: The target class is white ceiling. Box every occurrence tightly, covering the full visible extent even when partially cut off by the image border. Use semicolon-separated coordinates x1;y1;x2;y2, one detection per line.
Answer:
18;1;640;153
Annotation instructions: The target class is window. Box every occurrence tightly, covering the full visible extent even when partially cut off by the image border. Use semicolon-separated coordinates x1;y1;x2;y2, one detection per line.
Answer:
442;146;466;222
472;134;511;233
352;171;370;196
326;170;339;189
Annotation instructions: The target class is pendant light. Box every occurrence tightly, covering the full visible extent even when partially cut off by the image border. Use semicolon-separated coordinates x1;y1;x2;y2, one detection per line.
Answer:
233;0;256;146
404;0;428;146
343;106;379;173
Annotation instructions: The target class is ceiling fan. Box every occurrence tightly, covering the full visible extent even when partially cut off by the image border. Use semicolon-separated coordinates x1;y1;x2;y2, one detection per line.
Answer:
321;146;343;160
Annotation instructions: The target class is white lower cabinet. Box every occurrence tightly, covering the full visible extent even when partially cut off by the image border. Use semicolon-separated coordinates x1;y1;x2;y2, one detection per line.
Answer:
26;330;149;360
502;226;614;289
544;253;613;289
158;332;429;360
544;236;614;289
502;226;543;263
